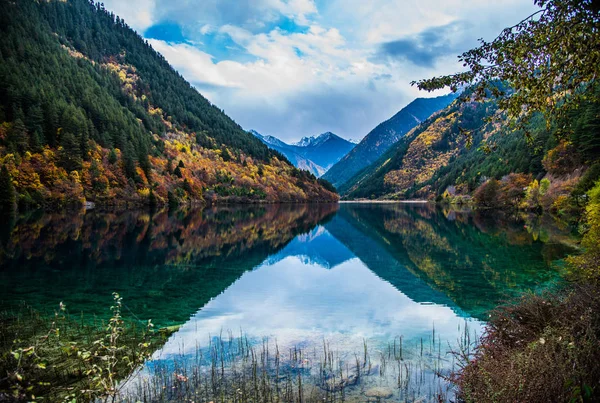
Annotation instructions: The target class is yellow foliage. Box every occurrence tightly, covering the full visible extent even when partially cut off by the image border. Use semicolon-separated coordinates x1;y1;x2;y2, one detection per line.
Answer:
69;171;81;183
384;112;458;195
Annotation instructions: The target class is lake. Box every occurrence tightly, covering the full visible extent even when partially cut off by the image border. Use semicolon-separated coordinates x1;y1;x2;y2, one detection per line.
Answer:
0;203;577;401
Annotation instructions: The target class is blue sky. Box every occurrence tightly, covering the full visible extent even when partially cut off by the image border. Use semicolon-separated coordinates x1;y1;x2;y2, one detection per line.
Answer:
103;0;537;143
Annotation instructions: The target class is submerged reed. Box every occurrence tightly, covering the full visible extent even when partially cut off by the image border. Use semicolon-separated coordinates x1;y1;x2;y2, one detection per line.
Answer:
0;297;163;402
119;323;478;403
1;298;478;402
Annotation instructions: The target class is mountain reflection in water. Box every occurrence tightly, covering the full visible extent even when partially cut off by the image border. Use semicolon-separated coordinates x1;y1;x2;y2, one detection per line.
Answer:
0;203;575;329
1;203;577;401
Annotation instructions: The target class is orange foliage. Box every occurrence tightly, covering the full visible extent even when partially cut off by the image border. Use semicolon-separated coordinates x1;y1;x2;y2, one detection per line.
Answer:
384;112;461;198
542;141;582;176
0;59;337;209
0;126;337;209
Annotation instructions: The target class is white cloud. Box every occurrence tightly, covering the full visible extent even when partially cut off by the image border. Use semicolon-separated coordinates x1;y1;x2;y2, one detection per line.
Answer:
199;24;213;35
105;0;317;33
320;0;537;44
147;40;240;90
269;0;317;25
147;22;411;140
104;0;155;32
102;0;541;142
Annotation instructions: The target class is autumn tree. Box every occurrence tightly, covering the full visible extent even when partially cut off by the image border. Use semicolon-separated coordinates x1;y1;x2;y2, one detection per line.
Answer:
567;180;600;280
500;173;531;207
542;141;582;175
474;179;501;208
414;0;600;136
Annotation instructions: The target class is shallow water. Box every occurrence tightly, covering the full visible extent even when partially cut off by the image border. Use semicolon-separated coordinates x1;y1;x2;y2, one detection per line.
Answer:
0;203;577;401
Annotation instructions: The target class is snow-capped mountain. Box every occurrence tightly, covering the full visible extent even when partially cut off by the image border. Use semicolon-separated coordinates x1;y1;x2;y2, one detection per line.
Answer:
294;132;337;148
250;130;356;177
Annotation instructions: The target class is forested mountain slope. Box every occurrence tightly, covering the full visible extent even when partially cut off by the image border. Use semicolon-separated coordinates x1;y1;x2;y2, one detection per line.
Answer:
343;92;600;203
0;0;337;210
322;93;457;188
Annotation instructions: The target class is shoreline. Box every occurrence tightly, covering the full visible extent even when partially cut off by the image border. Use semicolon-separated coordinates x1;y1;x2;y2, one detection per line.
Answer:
339;199;431;204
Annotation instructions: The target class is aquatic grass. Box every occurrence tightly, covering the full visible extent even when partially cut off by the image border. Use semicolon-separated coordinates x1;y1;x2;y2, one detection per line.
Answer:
0;296;479;402
0;296;165;402
118;326;478;403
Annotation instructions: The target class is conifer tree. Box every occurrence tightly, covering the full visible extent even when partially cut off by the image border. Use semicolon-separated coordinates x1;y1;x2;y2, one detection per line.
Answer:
148;187;157;209
58;132;83;172
108;148;118;164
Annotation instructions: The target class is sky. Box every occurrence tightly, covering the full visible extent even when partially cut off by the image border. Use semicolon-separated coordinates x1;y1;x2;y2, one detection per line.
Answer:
102;0;537;143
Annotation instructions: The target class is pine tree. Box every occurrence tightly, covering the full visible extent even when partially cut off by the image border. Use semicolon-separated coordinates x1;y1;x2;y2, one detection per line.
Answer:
183;178;193;195
123;142;137;179
108;148;118;164
7;118;29;154
30;129;44;152
221;148;231;162
167;190;179;208
58;132;83;172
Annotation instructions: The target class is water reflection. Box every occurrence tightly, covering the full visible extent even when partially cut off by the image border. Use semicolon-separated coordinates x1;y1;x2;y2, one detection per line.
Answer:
0;204;338;326
331;203;577;319
119;203;576;402
0;203;576;326
156;233;481;360
1;203;577;401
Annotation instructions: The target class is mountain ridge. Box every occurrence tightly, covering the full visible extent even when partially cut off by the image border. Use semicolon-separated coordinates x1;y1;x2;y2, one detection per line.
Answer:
251;130;355;177
322;93;458;189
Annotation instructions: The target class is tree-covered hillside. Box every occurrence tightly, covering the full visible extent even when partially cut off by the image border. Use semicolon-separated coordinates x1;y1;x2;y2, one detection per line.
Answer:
0;0;337;210
322;93;456;189
343;91;600;203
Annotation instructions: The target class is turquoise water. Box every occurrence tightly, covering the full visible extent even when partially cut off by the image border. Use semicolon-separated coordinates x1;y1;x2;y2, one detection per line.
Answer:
0;203;577;401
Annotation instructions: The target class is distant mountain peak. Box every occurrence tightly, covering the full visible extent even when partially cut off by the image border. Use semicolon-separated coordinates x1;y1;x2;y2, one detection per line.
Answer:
295;132;343;147
250;129;287;148
295;136;317;147
250;130;355;177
